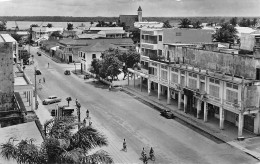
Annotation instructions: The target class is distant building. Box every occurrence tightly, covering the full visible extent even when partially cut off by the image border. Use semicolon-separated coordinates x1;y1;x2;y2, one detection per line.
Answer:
31;27;64;44
240;32;260;54
0;34;18;63
134;22;164;29
119;6;142;31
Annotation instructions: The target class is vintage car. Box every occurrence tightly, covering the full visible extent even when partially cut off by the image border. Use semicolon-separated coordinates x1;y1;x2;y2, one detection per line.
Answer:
37;51;41;56
160;109;175;119
35;69;41;75
64;70;71;75
43;96;62;105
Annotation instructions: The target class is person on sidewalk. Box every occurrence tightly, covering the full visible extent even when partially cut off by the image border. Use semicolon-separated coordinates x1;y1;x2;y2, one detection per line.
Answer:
39;79;41;83
86;109;89;118
123;139;127;152
89;120;92;127
48;63;49;68
83;118;86;127
43;77;45;83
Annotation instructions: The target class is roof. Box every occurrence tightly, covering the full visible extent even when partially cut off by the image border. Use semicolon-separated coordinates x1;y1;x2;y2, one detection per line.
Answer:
0;34;17;42
99;30;126;35
77;33;105;39
138;6;142;11
89;27;124;31
0;122;44;164
235;27;257;37
16;31;29;35
80;42;128;52
58;38;134;47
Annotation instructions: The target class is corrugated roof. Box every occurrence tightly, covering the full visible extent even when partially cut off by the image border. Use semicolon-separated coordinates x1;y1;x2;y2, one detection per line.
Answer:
80;42;128;52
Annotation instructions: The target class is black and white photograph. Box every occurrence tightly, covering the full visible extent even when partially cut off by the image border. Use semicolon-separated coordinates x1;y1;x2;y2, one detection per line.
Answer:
0;0;260;163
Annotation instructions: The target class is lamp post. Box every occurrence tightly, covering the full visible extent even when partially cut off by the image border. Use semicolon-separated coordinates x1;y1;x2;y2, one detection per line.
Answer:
76;102;81;130
74;61;76;74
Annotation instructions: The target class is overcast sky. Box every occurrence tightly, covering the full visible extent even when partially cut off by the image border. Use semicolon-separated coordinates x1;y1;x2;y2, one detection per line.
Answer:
0;0;259;17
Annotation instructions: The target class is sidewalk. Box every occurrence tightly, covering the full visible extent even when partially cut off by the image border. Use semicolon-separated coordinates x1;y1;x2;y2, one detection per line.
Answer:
123;85;260;161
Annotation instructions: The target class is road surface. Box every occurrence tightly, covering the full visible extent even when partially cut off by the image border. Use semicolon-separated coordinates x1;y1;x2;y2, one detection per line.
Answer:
24;46;258;164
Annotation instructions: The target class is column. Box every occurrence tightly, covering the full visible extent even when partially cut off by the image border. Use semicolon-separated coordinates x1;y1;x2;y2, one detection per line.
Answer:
167;87;171;105
184;95;188;113
238;112;244;138
196;99;201;119
28;91;31;105
30;91;33;109
127;72;129;86
140;77;142;92
204;102;208;122
148;79;151;96
134;74;136;88
254;112;260;134
178;92;182;110
158;83;161;100
26;91;29;102
219;107;224;130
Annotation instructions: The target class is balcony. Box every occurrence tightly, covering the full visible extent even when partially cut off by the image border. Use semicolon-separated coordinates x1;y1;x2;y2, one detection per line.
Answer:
142;39;158;44
141;43;158;50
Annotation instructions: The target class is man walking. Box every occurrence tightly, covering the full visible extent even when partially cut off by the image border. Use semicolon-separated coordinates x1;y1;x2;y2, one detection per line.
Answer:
48;63;49;68
43;77;45;83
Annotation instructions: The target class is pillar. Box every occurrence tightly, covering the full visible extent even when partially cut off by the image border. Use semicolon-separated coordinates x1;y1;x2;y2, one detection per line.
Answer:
28;91;31;105
254;112;260;134
127;73;129;86
238;113;244;137
196;99;201;119
140;77;142;92
204;102;208;122
219;107;224;130
178;92;182;110
134;74;135;88
26;91;29;102
184;95;188;113
148;79;151;96
30;91;33;109
167;87;171;105
158;83;161;100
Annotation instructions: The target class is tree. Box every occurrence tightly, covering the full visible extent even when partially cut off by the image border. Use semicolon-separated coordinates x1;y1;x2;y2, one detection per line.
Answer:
0;20;6;31
11;33;22;42
230;17;237;26
251;18;258;27
1;118;113;164
67;23;73;30
90;21;94;28
178;18;191;28
91;58;102;76
66;97;72;106
162;20;172;28
192;21;202;29
50;31;63;39
213;22;238;44
46;23;53;28
239;18;249;27
131;29;140;44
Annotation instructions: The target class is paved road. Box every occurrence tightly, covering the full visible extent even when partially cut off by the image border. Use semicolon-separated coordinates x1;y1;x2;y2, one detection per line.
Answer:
24;46;258;164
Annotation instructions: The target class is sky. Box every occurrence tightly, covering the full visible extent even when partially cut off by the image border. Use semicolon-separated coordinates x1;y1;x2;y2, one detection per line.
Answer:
0;0;259;17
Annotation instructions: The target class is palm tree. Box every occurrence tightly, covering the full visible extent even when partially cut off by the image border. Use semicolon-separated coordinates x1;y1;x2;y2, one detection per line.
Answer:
162;20;172;28
192;21;202;29
178;18;191;28
1;118;113;164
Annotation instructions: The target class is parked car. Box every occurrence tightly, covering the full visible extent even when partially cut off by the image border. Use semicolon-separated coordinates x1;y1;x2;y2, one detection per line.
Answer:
35;69;41;75
160;109;175;119
64;70;71;75
37;51;41;56
42;96;61;105
84;74;90;79
110;85;123;91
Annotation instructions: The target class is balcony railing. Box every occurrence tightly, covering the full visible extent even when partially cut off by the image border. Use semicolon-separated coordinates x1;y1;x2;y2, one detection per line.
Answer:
142;39;158;44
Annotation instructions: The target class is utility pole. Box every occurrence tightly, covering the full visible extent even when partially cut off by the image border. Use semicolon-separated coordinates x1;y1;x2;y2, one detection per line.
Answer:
34;67;38;110
76;102;81;130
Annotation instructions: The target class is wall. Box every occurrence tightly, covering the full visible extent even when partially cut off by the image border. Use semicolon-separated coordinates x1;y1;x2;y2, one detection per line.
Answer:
245;85;260;108
240;33;255;51
0;42;14;111
163;29;213;44
84;51;102;71
183;47;257;79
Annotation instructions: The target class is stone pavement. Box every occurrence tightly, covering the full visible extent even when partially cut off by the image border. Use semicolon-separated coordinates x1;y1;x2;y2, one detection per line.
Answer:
123;85;260;161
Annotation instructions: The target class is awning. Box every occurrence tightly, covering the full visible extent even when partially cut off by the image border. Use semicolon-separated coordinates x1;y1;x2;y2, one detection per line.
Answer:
51;46;58;51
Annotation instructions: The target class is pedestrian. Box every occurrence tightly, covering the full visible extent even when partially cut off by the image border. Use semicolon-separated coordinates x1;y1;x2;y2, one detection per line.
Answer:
89;120;92;127
86;109;89;118
83;119;86;127
48;63;49;68
75;99;78;106
43;77;45;83
39;79;41;83
23;66;26;70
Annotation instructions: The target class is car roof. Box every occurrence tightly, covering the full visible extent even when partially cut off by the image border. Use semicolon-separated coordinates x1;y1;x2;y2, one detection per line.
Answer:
49;95;57;98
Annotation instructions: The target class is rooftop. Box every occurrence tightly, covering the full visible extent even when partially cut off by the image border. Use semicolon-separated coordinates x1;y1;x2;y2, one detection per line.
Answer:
80;42;128;52
0;34;17;42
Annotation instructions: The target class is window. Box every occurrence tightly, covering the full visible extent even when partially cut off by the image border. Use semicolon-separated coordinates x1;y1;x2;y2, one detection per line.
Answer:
83;54;85;59
161;65;167;70
226;83;238;90
68;48;72;52
181;70;185;75
256;68;260;80
200;82;205;92
176;32;182;36
92;54;96;59
209;78;220;85
171;73;178;83
149;67;157;76
209;85;220;98
80;52;82;57
226;89;238;103
141;35;144;39
159;35;162;41
158;50;162;56
161;70;168;80
180;76;185;86
171;68;178;73
200;76;205;80
189;78;197;89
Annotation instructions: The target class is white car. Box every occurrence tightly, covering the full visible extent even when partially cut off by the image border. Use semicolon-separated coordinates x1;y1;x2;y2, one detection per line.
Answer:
43;96;61;105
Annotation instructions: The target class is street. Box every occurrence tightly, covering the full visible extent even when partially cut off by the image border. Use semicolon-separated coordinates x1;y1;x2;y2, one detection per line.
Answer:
24;46;258;164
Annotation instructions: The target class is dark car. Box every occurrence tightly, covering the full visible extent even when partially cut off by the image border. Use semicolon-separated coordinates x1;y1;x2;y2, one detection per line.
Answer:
37;51;41;56
64;70;71;75
35;70;41;75
161;109;175;119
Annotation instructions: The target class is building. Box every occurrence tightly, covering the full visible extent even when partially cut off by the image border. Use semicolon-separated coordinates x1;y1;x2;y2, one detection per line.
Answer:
240;32;260;54
31;27;64;44
134;22;164;29
79;42;128;71
0;34;18;63
128;27;260;138
56;38;134;63
119;6;142;31
81;27;129;39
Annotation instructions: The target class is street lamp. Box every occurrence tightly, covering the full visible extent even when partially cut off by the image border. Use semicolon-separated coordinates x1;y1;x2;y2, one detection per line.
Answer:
74;61;76;74
76;102;81;129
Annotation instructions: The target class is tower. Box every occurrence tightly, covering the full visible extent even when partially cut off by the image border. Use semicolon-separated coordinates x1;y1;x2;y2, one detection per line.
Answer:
138;6;142;22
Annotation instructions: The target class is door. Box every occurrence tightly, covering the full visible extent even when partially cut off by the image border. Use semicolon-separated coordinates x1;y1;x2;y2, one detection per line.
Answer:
69;56;73;62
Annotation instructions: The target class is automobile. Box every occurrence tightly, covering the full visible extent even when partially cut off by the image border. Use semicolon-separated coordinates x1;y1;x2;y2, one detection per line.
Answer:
160;109;175;119
43;96;62;105
64;70;71;75
35;69;41;75
84;74;91;79
111;85;123;91
37;51;41;56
